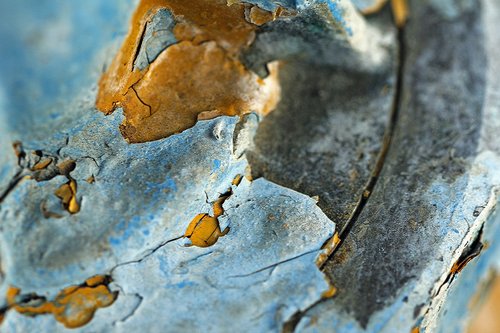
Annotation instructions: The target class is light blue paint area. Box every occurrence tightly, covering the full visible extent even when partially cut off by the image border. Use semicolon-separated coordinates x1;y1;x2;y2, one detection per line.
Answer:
0;0;137;138
350;0;377;11
297;0;353;35
427;177;469;237
0;112;250;293
168;281;197;289
212;159;222;174
134;8;177;70
145;177;178;200
242;0;297;11
434;198;500;333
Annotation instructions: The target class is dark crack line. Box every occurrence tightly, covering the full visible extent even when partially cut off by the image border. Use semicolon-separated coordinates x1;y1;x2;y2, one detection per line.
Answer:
109;235;183;275
131;85;153;117
282;26;407;333
319;27;406;269
114;293;144;325
0;171;26;205
131;23;148;72
228;249;320;279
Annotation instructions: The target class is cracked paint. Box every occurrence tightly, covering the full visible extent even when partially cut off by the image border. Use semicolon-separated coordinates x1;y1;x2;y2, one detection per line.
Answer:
3;143;81;214
96;0;281;143
2;275;117;329
184;175;243;247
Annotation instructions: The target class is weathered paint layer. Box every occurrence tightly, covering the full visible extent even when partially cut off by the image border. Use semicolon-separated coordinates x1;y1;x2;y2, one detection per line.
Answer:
96;0;280;143
4;276;116;329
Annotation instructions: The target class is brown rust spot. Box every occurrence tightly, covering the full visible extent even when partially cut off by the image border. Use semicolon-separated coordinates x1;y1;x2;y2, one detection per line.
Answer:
96;0;280;143
316;232;341;267
449;244;483;275
184;213;229;248
184;194;230;248
321;284;337;299
12;141;25;161
86;175;95;184
247;6;275;26
56;159;76;176
55;179;80;214
31;158;53;171
468;273;500;333
361;0;408;27
232;174;243;186
4;276;116;329
184;175;244;247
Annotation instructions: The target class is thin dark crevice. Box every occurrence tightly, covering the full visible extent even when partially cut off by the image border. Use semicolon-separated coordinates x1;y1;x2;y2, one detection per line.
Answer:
319;26;406;269
131;23;148;72
109;235;183;275
131;85;153;116
0;171;24;205
282;26;407;333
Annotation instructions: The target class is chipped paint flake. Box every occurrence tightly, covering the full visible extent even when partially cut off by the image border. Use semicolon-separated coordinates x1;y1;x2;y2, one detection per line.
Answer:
4;276;117;329
54;179;80;214
96;0;281;143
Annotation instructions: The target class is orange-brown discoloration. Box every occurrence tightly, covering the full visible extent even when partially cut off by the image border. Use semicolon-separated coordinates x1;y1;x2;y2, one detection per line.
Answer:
97;0;280;143
232;174;243;186
316;232;341;267
31;158;53;171
361;0;408;27
321;284;337;299
184;192;231;248
4;276;116;329
248;6;275;26
56;159;76;176
184;213;229;248
55;179;80;214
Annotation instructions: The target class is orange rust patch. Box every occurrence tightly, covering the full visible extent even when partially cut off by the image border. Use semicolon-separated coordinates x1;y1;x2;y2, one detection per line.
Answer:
232;174;243;186
245;5;293;26
316;232;341;267
96;0;281;143
184;193;231;248
391;0;409;27
55;179;80;214
248;6;275;26
4;276;116;329
450;241;484;275
184;213;229;248
468;274;500;333
56;159;76;176
361;0;408;27
12;141;24;160
31;158;53;171
321;284;337;299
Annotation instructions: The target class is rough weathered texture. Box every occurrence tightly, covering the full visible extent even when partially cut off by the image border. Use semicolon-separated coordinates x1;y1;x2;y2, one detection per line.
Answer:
1;0;500;332
296;0;500;332
247;45;396;230
0;0;366;331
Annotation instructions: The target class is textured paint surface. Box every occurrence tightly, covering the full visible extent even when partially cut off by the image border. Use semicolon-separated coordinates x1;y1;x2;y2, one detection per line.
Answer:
4;276;116;329
1;0;499;332
96;0;280;143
